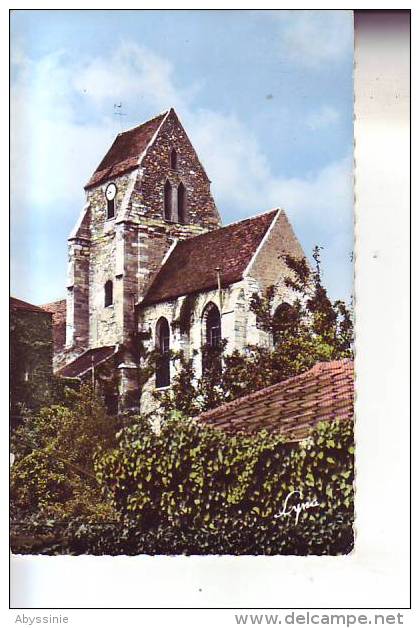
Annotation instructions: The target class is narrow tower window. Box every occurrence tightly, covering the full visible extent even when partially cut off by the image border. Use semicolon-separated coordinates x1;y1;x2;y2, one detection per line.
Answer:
105;182;117;220
170;148;178;171
107;199;115;220
178;182;186;224
156;317;170;388
164;180;172;221
104;280;113;307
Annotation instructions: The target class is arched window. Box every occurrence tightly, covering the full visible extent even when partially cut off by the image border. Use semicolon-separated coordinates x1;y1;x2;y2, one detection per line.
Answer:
156;317;170;388
202;302;222;374
170;148;177;170
205;303;222;348
104;280;113;307
177;182;186;224
272;302;296;345
164;180;172;221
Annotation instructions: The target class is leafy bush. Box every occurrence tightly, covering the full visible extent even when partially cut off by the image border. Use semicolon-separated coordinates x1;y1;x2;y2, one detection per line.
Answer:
11;384;119;522
83;415;355;555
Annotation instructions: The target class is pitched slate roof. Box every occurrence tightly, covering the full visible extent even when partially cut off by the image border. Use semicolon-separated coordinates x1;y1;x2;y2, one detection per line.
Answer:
85;111;167;189
198;360;354;439
40;299;67;353
58;346;116;379
10;297;50;314
141;209;279;306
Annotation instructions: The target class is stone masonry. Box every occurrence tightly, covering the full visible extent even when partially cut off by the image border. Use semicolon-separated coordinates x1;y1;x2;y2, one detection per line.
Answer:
66;108;221;357
60;108;307;414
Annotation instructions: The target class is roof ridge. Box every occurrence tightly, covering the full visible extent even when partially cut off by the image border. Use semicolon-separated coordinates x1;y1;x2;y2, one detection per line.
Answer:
171;208;280;248
10;296;48;313
116;109;169;137
136;109;171;168
139;208;283;307
85;110;171;189
222;207;282;229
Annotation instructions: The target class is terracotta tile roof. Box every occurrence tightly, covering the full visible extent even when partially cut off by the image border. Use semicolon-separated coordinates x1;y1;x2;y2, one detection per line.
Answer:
198;360;354;439
10;297;51;314
85;111;167;189
141;209;279;306
40;299;67;353
58;346;116;379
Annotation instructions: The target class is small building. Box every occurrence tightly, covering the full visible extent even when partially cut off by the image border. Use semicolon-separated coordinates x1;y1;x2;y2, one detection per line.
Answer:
40;299;67;370
198;360;354;439
10;297;54;419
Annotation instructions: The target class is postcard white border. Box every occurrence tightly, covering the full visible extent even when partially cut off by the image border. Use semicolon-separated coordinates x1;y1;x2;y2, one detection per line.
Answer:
3;4;414;614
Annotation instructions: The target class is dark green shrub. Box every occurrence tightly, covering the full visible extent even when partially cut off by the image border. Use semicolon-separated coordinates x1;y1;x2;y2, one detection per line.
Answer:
86;415;354;555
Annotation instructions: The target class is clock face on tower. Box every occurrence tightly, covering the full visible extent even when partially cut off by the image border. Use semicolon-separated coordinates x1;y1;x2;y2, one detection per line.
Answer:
105;183;117;201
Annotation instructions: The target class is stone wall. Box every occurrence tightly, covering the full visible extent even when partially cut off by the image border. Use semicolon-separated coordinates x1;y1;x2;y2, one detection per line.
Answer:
10;308;54;415
244;209;307;336
67;236;90;349
133;109;221;228
245;210;306;290
137;282;253;414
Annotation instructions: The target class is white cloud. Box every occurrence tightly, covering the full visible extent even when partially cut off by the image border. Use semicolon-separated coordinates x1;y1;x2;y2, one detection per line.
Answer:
11;40;353;301
271;10;353;69
10;43;194;213
182;109;352;239
72;42;193;113
305;105;340;131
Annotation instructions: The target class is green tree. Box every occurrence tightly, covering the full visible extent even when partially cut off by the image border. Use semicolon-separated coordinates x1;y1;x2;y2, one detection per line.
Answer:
11;384;119;522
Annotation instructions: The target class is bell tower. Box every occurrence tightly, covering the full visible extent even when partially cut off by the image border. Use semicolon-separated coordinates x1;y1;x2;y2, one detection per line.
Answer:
65;108;221;355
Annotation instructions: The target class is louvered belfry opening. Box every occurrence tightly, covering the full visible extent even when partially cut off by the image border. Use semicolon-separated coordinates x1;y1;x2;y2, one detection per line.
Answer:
164;180;172;221
170;148;177;170
177;182;186;224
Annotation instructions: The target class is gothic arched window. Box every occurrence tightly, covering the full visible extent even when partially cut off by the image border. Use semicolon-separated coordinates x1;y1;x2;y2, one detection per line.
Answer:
272;302;296;345
202;302;222;374
204;303;222;348
156;317;170;388
164;180;172;221
177;182;186;224
170;148;178;171
104;280;113;307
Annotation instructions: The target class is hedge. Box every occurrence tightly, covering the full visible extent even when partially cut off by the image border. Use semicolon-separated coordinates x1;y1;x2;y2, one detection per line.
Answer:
11;415;354;555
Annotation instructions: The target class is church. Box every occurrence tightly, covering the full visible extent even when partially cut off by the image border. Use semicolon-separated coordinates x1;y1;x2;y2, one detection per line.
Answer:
50;108;306;413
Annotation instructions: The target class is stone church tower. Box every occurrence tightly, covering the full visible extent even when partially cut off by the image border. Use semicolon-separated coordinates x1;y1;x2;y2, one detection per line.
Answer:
58;108;305;413
66;108;220;356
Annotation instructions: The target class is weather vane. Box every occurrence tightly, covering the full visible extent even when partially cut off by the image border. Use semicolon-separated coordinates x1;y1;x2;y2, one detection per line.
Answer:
113;103;127;131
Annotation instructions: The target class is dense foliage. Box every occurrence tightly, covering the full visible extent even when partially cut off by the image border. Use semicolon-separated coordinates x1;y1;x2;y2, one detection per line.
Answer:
11;384;119;523
10;309;54;416
14;415;353;555
10;390;354;555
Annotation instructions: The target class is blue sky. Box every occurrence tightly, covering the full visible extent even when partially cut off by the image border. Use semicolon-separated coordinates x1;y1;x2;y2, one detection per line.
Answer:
11;9;354;304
